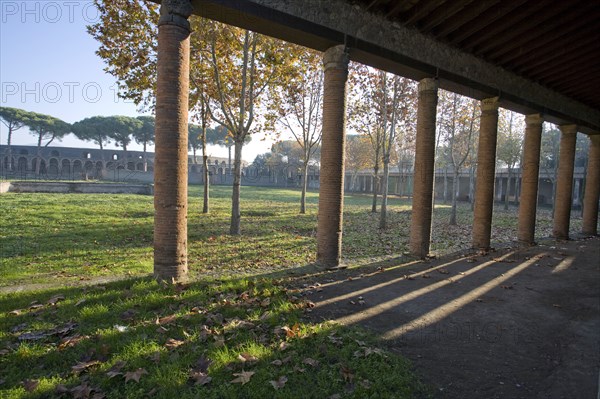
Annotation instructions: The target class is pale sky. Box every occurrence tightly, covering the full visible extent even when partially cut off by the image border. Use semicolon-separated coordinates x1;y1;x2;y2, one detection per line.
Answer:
0;1;276;162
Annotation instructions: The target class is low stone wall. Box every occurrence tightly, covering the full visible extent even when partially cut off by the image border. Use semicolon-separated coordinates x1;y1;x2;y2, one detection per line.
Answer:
1;182;153;195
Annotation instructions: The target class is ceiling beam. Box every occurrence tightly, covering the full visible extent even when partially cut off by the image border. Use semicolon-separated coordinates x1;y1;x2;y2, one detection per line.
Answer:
419;0;475;33
447;0;527;46
474;1;573;56
463;1;548;53
487;13;592;63
433;0;500;37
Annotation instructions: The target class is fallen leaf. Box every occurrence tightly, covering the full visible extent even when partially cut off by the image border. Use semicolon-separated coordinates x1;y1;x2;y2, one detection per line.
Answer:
260;298;271;307
271;359;283;366
279;341;289;351
437;269;449;275
231;370;255;385
270;376;288;389
75;298;87;306
213;336;225;348
70;382;92;399
72;360;100;373
340;365;354;382
124;368;148;383
8;309;22;316
189;370;212;386
238;352;258;363
165;338;185;350
55;384;70;394
120;309;137;321
156;314;177;325
22;379;39;392
302;358;319;367
106;361;126;379
47;294;65;305
58;335;88;350
195;355;212;373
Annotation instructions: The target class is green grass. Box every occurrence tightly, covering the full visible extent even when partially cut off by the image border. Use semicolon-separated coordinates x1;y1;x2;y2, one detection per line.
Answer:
0;276;429;398
0;185;587;288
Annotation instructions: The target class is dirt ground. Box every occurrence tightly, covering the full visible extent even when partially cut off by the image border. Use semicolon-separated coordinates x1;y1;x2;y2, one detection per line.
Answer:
305;236;600;399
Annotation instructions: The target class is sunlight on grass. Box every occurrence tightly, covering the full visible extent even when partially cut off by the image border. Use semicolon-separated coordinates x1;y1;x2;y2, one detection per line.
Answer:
0;277;429;398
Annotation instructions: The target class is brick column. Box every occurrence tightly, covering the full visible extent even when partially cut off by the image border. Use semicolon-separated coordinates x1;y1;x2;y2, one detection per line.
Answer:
472;97;499;251
517;114;543;245
153;0;193;282
409;78;438;258
582;134;600;236
553;125;577;240
316;45;349;268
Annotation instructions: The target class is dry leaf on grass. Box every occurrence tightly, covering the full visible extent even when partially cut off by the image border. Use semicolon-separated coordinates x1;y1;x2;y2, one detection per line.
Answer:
238;352;258;363
270;376;288;389
124;368;148;383
189;370;212;386
72;360;101;373
22;379;39;392
165;338;185;350
231;370;255;385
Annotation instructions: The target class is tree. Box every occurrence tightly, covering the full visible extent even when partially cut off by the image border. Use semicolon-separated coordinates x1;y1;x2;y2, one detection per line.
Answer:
345;135;373;191
205;23;299;234
133;116;155;171
106;116;143;158
379;76;416;229
277;49;323;213
436;91;479;225
72;116;113;158
23;112;71;175
540;124;560;208
348;64;385;213
0;107;31;170
88;0;159;111
497;109;524;210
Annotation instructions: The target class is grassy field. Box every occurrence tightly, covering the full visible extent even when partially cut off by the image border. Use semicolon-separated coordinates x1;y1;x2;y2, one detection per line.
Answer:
0;185;589;398
0;185;585;288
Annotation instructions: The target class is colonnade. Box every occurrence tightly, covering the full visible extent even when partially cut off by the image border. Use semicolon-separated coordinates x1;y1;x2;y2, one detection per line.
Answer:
152;2;600;280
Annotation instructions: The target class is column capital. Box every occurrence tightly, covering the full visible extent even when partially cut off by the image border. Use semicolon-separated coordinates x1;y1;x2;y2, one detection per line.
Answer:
418;78;438;93
481;97;499;112
525;113;543;125
559;124;578;135
323;45;349;72
159;0;193;30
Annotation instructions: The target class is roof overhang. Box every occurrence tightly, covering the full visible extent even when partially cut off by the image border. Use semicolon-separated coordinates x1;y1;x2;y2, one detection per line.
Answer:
188;0;599;134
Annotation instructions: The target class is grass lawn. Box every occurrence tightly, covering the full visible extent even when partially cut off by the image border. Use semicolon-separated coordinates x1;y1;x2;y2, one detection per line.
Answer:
0;185;585;288
0;184;589;398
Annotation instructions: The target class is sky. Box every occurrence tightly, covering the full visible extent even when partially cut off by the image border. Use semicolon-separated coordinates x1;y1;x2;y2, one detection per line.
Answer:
0;1;277;162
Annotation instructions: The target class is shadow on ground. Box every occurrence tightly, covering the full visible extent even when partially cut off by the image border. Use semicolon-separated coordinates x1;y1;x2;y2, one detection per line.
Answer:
299;237;600;399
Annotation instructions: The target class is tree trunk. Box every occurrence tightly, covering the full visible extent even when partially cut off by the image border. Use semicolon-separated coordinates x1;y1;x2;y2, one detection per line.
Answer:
35;132;42;176
450;168;459;225
379;159;390;229
230;139;244;235
300;162;308;214
192;148;197;164
504;168;511;210
443;168;448;204
469;166;475;211
6;128;13;171
143;142;148;171
202;154;209;214
371;166;379;213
